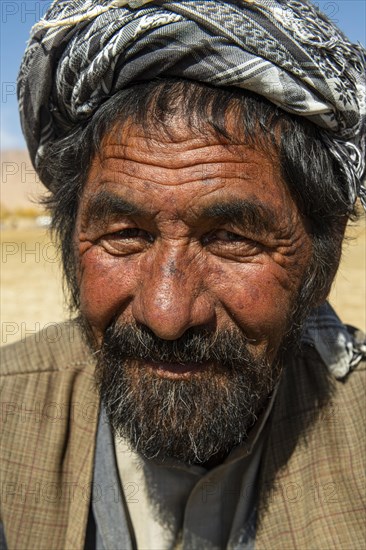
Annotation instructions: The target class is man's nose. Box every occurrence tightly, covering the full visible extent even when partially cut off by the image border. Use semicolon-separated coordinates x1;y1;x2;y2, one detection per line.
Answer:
132;249;215;340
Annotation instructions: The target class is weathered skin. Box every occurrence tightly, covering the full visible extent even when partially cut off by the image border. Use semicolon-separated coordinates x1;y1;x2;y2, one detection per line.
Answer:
76;116;313;375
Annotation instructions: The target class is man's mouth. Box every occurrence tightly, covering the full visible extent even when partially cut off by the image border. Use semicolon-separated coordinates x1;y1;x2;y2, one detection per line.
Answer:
140;359;210;379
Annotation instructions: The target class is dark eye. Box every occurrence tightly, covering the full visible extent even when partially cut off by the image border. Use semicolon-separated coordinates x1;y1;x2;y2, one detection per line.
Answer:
202;229;252;245
216;230;248;242
100;227;154;256
201;229;263;260
112;228;154;242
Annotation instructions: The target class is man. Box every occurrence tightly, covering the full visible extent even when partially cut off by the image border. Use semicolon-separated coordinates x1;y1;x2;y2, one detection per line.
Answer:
1;0;365;548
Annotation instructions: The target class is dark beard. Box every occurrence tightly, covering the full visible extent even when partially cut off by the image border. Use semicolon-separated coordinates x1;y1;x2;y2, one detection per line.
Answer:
94;322;283;465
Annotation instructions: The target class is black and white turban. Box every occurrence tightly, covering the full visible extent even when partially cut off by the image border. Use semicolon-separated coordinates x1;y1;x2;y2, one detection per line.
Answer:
18;0;366;208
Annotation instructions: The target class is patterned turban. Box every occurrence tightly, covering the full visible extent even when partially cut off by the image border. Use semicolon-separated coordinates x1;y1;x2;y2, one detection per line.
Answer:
18;0;366;208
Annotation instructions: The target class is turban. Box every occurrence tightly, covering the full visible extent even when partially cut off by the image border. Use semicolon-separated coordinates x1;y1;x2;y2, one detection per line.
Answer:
18;0;366;209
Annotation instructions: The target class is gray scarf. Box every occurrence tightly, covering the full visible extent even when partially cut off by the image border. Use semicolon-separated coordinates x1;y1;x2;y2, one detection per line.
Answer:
18;0;366;209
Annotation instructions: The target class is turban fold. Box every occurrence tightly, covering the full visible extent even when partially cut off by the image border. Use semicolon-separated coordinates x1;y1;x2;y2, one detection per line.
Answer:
18;0;366;208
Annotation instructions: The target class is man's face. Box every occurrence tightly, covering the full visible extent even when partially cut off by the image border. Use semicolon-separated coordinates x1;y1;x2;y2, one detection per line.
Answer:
75;116;312;463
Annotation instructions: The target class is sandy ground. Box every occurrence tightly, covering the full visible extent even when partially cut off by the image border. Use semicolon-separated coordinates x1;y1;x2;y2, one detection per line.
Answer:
1;223;365;347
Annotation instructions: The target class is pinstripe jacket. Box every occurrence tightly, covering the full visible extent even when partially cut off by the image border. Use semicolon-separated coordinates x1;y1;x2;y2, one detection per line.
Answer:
1;321;365;549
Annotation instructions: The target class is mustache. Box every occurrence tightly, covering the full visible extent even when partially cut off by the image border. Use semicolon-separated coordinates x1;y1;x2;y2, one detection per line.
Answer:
96;321;278;464
102;322;257;369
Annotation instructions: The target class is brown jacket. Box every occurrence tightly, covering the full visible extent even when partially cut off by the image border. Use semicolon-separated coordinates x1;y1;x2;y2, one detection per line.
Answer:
1;322;365;549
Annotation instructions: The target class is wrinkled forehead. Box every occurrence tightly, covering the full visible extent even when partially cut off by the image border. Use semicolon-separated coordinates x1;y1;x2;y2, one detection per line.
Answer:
96;101;280;166
81;113;295;230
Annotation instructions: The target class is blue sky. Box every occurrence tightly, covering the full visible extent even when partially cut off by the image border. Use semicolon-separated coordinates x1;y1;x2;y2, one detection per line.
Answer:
1;0;365;149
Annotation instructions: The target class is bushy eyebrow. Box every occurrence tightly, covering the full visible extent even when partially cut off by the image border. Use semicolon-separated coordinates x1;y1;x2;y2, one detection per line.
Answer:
82;190;147;227
202;200;279;234
82;191;280;235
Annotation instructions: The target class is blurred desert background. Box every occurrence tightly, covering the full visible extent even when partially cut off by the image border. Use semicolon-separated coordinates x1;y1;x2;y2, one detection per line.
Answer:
1;149;365;346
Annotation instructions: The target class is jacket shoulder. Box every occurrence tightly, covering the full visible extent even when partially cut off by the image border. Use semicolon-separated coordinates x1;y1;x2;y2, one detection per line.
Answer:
0;320;99;550
257;349;365;549
1;320;92;377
